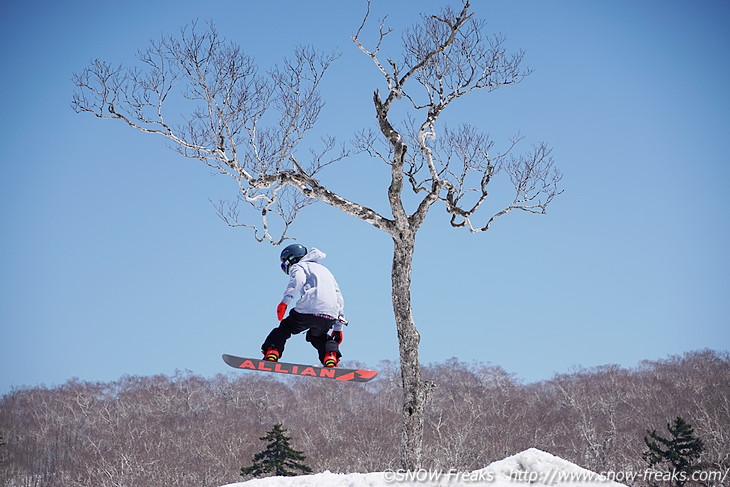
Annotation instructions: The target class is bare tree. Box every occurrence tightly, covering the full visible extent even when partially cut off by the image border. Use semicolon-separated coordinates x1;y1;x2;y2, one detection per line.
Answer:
350;2;561;468
71;1;561;469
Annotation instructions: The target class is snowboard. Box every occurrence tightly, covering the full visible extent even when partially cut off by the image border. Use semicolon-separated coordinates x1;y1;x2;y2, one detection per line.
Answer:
222;354;378;382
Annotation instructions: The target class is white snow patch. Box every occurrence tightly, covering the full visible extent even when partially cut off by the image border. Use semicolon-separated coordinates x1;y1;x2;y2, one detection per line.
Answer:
222;448;627;487
474;448;626;486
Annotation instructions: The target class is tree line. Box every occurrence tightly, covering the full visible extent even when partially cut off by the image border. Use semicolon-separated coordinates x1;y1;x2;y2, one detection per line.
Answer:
1;349;727;487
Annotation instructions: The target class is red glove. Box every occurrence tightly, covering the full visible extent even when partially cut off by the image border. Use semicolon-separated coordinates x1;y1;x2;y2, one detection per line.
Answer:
330;330;343;344
276;302;287;321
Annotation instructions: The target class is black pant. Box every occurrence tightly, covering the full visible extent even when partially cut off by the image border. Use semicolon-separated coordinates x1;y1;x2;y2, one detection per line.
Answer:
262;309;340;363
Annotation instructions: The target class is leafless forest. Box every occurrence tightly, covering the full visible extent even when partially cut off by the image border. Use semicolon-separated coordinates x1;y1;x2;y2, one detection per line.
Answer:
1;349;727;487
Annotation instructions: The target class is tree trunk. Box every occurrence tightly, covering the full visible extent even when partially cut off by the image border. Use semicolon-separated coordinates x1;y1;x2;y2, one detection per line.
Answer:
391;234;431;470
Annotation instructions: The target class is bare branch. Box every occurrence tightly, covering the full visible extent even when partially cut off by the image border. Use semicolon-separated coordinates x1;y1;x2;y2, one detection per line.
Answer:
353;0;558;238
352;0;396;92
445;140;563;232
72;22;390;244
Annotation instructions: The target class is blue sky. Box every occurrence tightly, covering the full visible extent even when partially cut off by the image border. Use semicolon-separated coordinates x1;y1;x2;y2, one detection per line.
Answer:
1;0;728;393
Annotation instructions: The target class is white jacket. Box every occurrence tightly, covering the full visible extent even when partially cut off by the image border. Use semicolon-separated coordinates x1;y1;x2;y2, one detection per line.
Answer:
281;248;346;331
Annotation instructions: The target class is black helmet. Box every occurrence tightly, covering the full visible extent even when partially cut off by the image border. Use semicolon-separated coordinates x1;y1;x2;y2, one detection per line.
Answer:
280;244;307;274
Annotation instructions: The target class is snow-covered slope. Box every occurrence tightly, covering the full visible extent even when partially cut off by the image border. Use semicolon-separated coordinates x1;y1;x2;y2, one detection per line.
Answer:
222;448;627;487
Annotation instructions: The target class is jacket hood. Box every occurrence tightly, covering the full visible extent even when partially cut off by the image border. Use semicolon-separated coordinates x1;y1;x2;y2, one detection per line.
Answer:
301;248;326;263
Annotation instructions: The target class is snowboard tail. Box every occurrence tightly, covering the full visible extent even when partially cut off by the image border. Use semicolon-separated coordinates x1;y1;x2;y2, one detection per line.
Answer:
222;354;378;382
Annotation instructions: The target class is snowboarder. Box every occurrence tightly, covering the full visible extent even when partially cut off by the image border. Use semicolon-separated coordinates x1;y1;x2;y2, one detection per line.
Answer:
261;244;346;367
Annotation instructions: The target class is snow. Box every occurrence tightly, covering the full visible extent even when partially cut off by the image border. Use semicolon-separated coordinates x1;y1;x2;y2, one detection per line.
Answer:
222;448;627;487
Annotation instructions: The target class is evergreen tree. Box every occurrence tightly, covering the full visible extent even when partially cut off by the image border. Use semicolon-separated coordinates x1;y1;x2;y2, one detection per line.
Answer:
241;423;312;478
643;417;704;486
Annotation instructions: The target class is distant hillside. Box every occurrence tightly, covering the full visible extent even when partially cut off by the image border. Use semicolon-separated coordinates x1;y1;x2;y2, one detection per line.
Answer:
1;349;727;487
